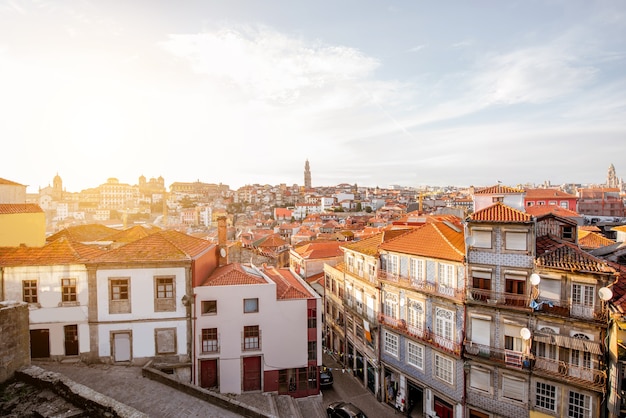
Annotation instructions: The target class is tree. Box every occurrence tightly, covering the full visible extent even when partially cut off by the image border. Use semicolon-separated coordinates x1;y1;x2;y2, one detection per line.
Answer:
365;206;373;213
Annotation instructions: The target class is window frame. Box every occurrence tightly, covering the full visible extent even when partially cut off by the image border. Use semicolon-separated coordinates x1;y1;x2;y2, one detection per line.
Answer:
244;298;259;313
154;275;176;312
22;279;38;304
243;325;260;351
109;277;131;314
434;353;454;384
201;328;219;353
201;300;217;315
407;341;424;370
61;278;77;303
535;381;557;412
384;331;399;358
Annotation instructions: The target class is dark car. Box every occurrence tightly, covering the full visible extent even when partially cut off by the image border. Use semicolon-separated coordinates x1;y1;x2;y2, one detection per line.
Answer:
320;365;333;387
326;401;368;418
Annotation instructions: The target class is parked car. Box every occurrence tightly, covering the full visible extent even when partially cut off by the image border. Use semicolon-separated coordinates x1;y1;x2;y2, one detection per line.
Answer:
326;401;368;418
320;365;333;387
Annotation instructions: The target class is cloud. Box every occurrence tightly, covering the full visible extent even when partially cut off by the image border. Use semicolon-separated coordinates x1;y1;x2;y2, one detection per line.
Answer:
159;26;382;106
473;46;597;105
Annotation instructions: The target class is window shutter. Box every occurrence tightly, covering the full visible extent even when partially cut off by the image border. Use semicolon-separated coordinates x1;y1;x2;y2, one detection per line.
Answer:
471;318;491;346
538;278;561;300
473;230;492;248
505;231;527;250
502;375;525;401
470;368;490;391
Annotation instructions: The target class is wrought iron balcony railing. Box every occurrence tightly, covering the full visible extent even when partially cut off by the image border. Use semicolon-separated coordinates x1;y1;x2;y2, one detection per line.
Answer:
379;271;464;302
379;313;462;356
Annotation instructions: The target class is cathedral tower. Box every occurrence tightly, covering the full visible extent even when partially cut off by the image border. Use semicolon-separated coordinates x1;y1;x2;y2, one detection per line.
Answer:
304;159;311;189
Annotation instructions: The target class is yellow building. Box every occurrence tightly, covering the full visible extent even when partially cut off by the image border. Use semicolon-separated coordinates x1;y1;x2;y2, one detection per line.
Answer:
0;204;46;247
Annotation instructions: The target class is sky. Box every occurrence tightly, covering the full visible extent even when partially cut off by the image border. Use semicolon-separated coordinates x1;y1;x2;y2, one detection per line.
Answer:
1;1;625;193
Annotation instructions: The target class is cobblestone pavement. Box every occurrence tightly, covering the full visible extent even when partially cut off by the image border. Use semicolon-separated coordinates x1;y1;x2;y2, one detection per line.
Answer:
33;361;244;418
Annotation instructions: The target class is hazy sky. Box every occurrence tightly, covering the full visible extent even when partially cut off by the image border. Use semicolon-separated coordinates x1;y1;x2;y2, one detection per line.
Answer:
2;1;625;193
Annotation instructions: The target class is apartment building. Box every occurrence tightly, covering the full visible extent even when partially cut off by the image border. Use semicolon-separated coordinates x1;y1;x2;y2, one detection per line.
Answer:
378;220;466;417
193;263;322;397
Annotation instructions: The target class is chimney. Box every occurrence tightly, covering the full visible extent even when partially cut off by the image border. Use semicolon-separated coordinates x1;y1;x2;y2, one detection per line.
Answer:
218;216;227;246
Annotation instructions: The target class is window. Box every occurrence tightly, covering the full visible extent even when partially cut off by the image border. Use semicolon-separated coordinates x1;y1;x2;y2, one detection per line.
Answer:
243;325;260;350
155;276;175;312
472;229;492;249
560;201;569;209
387;254;398;275
434;353;453;384
110;279;128;300
470;367;490;392
201;328;219;353
435;307;454;340
572;284;594;307
502;375;525;402
410;258;425;282
407;300;424;333
438;263;454;287
505;231;527;251
562;226;574;240
356;324;364;342
536;382;556;412
109;278;131;314
568;391;591;418
62;278;77;302
308;341;316;361
504;324;523;352
384;293;398;319
23;280;37;303
407;341;424;369
471;270;491;301
384;331;399;357
368;263;376;280
201;300;217;315
307;308;316;328
244;298;259;313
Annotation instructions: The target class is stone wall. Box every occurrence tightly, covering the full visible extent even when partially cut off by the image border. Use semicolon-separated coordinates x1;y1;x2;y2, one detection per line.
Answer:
0;301;30;383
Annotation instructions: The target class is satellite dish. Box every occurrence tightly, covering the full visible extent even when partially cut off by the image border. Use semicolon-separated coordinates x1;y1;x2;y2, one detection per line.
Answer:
220;248;226;258
520;327;531;340
530;274;541;286
465;236;475;247
598;287;613;301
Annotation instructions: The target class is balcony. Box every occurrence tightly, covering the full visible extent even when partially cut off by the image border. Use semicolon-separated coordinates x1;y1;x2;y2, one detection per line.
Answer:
463;341;527;369
379;313;462;356
530;297;608;322
467;288;531;311
379;271;464;302
533;357;606;392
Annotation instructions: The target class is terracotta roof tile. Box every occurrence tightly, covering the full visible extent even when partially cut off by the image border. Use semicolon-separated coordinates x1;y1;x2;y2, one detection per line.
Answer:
470;202;532;223
0;204;43;214
0;178;25;186
91;230;213;263
201;263;268;286
474;184;524;195
293;241;344;259
524;188;577;199
525;205;580;218
0;237;105;266
47;224;119;243
263;265;312;299
536;235;616;273
380;222;465;262
578;230;615;249
107;225;161;244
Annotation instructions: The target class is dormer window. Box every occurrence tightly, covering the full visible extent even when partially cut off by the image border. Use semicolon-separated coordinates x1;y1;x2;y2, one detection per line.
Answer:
492;196;504;203
562;226;574;241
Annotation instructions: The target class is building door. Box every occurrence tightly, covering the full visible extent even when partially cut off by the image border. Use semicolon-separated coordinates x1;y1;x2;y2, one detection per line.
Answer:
434;397;453;418
200;359;218;389
30;329;50;358
113;332;131;362
407;381;423;417
64;325;79;356
242;356;261;391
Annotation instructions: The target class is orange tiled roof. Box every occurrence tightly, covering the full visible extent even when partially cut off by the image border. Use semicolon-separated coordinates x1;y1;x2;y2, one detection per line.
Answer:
47;224;119;243
524;188;577;199
612;225;626;233
380;222;465;262
470;202;532;223
578;230;615;249
256;234;288;248
474;184;524;195
525;205;580;218
263;265;312;299
91;230;214;263
0;204;43;214
536;235;615;273
107;225;162;245
0;237;105;266
293;241;344;259
201;263;268;286
0;178;25;186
